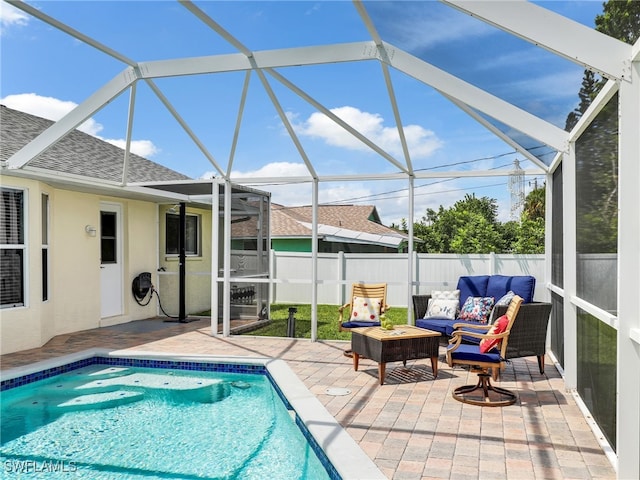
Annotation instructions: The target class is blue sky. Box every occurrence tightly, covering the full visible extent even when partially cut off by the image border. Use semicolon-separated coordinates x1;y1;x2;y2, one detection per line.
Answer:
0;1;605;225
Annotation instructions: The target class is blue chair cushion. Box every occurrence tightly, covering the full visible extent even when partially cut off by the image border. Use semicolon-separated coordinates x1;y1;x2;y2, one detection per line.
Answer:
456;325;490;344
341;320;381;328
447;343;502;363
444;319;487;337
457;275;490;307
486;275;535;304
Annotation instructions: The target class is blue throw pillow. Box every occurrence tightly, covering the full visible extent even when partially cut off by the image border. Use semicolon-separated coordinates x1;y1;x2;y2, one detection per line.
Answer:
488;290;515;324
458;296;495;324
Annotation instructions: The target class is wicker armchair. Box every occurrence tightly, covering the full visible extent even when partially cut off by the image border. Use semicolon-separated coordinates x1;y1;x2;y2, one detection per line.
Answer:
413;294;552;374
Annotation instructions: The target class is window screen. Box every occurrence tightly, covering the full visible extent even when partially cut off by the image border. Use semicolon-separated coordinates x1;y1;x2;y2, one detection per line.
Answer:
551;164;563;288
575;93;618;314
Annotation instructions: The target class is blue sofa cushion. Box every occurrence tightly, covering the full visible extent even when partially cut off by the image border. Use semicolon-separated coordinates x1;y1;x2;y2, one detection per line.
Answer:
486;275;535;304
447;343;502;363
341;320;381;328
457;275;490;306
417;318;485;337
415;318;451;336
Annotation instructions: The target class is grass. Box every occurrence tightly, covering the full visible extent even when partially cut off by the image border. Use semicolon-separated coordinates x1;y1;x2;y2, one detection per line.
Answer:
242;304;409;341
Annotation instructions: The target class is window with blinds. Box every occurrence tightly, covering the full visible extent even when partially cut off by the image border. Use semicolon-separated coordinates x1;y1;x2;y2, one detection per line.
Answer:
1;187;25;308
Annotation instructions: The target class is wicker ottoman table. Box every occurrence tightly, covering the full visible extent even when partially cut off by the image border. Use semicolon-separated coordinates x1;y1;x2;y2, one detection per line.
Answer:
351;325;441;385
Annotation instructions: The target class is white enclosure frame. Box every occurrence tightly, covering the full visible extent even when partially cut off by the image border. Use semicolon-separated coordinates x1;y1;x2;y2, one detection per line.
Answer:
2;1;639;477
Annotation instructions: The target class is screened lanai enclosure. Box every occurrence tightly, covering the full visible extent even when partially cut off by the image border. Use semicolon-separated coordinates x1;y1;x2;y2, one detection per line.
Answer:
1;1;639;478
146;181;271;329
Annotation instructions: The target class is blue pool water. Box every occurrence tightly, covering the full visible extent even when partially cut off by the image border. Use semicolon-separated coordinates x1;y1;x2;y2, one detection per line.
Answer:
1;358;335;479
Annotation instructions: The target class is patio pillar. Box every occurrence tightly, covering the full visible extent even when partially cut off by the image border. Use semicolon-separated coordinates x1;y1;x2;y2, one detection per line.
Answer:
210;179;220;336
616;53;640;480
562;142;578;390
222;180;232;337
407;175;414;325
178;201;186;321
311;179;319;342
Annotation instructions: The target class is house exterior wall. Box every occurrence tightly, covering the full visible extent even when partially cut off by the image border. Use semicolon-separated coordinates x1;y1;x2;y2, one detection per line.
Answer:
272;238;311;252
157;204;213;316
50;189;102;334
0;177;161;354
1;177;53;353
114;198;159;324
271;238;399;253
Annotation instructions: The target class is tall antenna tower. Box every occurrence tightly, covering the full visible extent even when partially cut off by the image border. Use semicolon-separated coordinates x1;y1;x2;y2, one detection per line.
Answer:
509;159;525;221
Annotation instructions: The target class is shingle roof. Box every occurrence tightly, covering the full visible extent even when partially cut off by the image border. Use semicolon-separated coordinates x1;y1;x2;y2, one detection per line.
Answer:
271;204;403;239
0;105;190;183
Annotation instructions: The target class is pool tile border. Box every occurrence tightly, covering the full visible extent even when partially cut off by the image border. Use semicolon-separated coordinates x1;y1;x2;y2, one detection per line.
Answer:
1;356;265;391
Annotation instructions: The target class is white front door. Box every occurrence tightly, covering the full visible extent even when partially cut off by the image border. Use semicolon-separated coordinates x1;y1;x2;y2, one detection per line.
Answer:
100;203;123;318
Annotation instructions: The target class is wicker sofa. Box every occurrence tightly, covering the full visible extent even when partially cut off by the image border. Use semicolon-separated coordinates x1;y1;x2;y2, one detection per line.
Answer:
412;275;552;374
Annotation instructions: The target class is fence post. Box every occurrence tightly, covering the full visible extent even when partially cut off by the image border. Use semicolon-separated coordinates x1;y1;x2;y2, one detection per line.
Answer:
270;249;276;304
413;250;418;295
338;251;345;305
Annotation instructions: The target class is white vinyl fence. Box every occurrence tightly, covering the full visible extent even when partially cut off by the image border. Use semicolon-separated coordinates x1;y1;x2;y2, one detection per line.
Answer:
159;251;547;315
270;251;547;307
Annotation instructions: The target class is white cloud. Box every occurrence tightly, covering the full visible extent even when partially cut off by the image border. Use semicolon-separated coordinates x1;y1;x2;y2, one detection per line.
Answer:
229;162;311;179
2;93;103;135
1;93;159;157
201;162;377;209
291;106;442;159
215;162;314;206
0;2;29;31
104;139;159;158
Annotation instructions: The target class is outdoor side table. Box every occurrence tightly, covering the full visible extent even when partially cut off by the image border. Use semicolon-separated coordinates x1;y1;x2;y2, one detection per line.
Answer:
351;326;441;385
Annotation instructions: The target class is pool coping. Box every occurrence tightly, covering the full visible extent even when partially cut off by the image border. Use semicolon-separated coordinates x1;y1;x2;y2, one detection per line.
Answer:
1;348;386;480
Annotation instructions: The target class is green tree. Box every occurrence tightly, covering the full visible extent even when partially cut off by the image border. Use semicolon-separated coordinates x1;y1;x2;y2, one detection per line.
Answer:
565;69;602;131
413;194;504;253
503;186;546;253
566;1;638;254
402;188;548;254
499;220;520;252
565;1;640;130
522;185;545;221
512;218;545;254
596;0;640;43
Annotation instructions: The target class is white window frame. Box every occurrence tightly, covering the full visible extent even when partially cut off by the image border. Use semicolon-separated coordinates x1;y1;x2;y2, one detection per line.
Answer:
1;186;28;309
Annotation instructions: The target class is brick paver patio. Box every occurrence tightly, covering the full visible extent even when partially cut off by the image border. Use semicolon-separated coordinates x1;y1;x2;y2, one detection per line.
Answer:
1;319;616;480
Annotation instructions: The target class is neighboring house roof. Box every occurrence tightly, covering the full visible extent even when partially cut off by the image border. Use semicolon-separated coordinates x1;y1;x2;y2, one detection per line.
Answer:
0;105;190;183
271;204;407;248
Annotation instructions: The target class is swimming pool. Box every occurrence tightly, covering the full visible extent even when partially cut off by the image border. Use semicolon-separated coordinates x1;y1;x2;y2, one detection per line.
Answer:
1;350;385;480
